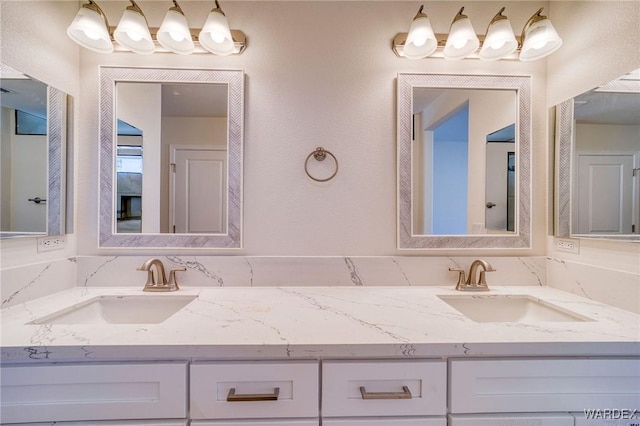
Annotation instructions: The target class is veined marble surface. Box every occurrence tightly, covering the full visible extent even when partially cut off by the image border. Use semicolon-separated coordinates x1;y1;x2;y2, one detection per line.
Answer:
2;286;638;362
76;255;546;288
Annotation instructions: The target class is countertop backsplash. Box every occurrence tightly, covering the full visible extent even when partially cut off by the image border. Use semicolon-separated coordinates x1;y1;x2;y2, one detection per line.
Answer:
2;255;638;314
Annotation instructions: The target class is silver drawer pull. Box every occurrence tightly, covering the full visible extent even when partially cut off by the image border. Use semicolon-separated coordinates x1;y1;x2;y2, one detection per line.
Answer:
227;387;280;402
359;385;412;400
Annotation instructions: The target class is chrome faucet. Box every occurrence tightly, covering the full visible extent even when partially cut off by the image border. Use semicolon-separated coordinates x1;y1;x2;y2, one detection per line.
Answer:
449;259;495;291
137;258;186;292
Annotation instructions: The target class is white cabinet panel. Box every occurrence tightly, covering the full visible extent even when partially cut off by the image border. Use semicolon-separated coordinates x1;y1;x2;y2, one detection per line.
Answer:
450;358;640;413
0;362;187;424
323;418;445;425
190;361;318;420
191;421;318;426
449;413;574;425
2;422;187;426
322;360;446;417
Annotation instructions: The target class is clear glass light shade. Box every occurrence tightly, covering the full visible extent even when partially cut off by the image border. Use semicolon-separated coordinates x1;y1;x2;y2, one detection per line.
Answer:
199;10;234;56
403;16;437;59
114;9;155;54
443;17;480;60
67;6;113;53
479;18;518;61
519;18;562;61
157;10;194;55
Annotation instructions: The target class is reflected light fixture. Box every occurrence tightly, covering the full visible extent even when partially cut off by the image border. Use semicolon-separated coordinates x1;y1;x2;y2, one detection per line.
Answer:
393;5;561;61
114;0;155;54
519;8;562;61
157;0;195;55
66;0;113;54
443;7;480;60
479;7;518;61
67;0;246;55
199;0;235;56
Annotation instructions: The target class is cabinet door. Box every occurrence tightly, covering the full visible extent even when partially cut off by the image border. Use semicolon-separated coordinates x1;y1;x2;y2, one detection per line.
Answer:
450;358;640;413
1;422;187;426
449;413;574;425
190;361;318;420
323;418;445;425
191;421;318;426
322;360;446;417
0;363;188;424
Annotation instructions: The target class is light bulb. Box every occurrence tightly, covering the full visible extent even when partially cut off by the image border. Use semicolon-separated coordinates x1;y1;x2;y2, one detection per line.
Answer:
127;30;143;41
84;29;101;40
170;31;184;42
491;40;506;50
453;39;467;49
211;33;226;44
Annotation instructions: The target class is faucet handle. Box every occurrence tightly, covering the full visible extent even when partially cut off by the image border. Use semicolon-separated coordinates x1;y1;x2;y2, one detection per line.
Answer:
168;267;187;290
449;268;467;289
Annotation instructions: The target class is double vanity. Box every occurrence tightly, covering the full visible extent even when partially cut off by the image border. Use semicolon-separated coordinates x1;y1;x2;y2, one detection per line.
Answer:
1;283;639;425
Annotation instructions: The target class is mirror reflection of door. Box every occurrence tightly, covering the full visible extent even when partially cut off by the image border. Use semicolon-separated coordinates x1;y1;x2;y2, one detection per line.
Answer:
485;124;516;233
116;82;228;234
170;146;227;233
0;74;48;233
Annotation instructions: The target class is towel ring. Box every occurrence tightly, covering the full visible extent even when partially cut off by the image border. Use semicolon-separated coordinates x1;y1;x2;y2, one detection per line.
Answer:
305;147;338;182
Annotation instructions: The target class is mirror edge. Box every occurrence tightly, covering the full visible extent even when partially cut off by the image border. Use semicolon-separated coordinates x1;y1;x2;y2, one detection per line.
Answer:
554;95;640;243
0;64;68;239
98;66;244;249
397;73;532;249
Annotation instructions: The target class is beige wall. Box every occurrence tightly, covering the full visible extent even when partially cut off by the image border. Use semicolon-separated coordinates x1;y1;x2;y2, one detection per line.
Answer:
76;1;548;257
547;1;640;274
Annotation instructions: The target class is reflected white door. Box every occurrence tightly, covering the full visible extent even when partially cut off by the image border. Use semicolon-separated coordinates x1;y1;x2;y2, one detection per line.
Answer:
170;146;227;234
574;153;636;234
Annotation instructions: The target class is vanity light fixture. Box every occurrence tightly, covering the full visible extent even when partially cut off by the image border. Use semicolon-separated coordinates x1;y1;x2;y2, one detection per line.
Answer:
157;1;195;55
114;0;155;54
67;0;246;55
443;7;480;60
393;5;561;61
402;6;438;60
478;7;518;61
66;0;113;54
519;8;563;61
199;0;235;56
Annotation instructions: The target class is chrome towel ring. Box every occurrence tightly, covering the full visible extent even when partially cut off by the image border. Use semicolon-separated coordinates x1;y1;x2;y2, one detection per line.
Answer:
305;147;338;182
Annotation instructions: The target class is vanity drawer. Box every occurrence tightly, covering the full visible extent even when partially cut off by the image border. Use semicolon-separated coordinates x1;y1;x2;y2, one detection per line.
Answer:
448;413;574;425
192;421;318;426
321;360;447;417
0;362;188;423
450;358;640;413
323;418;445;425
190;361;319;420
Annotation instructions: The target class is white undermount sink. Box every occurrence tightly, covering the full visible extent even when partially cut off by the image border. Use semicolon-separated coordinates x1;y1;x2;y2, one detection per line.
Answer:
438;294;592;323
30;295;197;325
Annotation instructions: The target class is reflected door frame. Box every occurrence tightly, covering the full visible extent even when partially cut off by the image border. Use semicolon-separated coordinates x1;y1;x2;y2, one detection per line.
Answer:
169;144;227;234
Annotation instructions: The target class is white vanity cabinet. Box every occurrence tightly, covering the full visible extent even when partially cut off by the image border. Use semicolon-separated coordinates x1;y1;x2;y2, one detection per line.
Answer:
190;361;319;424
0;362;188;424
3;422;187;426
321;359;447;425
449;358;640;414
448;413;575;425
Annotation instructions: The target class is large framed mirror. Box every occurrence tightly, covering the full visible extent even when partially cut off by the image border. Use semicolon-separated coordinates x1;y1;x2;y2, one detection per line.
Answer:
397;73;532;249
99;67;243;248
555;69;640;241
1;63;68;239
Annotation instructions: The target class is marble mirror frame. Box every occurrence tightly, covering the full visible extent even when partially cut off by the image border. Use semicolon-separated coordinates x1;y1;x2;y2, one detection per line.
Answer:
397;73;532;249
99;67;243;248
0;63;67;239
555;92;640;242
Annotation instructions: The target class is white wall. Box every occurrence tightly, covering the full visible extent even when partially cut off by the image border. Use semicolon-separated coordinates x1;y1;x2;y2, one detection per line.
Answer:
575;124;640;153
76;1;548;257
0;0;79;269
547;1;640;275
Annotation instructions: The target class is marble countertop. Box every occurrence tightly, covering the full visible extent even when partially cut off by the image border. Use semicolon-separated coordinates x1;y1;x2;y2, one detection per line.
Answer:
1;286;639;362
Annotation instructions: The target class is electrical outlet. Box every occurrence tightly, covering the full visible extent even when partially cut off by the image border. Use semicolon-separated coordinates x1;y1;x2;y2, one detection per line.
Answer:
555;237;580;254
37;236;66;252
